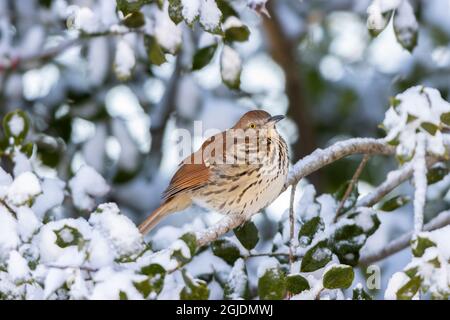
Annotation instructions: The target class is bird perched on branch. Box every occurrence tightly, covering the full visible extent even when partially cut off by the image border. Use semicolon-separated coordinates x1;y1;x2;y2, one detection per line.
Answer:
139;110;289;235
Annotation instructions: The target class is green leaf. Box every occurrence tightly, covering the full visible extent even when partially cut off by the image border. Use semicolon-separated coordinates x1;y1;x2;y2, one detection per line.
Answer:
21;142;35;158
54;225;85;250
411;236;436;257
286;274;310;295
258;267;286;300
379;195;410;212
180;232;197;256
323;264;354;289
211;239;241;265
300;240;332;272
389;97;402;108
192;44;218;71
330;211;380;266
168;0;183;25
334;180;359;214
180;270;210;300
427;165;449;185
122;11;145;28
119;291;128;300
406;113;418;123
298;216;324;247
233;221;259;251
224;25;250;42
116;0;143;15
352;286;372;300
440;112;450;126
216;0;238;21
396;276;421;300
134;264;166;298
420;122;438;135
144;35;166;66
3;110;30;145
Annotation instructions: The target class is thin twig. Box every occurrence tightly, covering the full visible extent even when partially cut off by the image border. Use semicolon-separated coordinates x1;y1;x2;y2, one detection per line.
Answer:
0;198;17;218
335;154;370;221
356;157;439;208
359;210;450;266
288;183;297;270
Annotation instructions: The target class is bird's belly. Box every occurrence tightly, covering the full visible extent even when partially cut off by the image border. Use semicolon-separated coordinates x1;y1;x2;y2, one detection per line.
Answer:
193;168;287;218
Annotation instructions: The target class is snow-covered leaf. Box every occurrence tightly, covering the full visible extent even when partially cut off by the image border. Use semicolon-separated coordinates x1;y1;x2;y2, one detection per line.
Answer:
379;195;410;212
220;45;241;89
393;0;418;52
211;238;241;265
257;266;286;300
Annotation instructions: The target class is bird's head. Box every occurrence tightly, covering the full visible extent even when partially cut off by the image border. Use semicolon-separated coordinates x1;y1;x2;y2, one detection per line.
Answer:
233;110;285;135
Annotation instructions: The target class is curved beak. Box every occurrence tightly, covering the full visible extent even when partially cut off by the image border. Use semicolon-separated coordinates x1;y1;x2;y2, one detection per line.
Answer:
266;115;285;125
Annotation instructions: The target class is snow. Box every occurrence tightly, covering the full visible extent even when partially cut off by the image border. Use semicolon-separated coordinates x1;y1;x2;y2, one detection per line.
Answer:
256;257;279;278
412;133;427;233
70;6;101;33
7;251;30;281
394;0;418;47
69;165;109;211
221;45;242;86
17;206;41;241
152;4;182;54
224;16;244;30
89;203;143;258
181;0;200;25
367;0;402;31
226;258;247;299
7;172;41;206
90;268;146;300
382;86;450;159
199;0;222;32
32;178;65;218
385;271;410;299
8;114;25;136
114;39;136;80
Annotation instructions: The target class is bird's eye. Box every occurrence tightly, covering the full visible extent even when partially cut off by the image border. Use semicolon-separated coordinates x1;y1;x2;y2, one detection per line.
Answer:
249;123;256;129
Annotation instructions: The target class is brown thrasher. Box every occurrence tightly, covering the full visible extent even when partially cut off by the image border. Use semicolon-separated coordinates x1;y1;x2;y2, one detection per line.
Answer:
138;110;289;235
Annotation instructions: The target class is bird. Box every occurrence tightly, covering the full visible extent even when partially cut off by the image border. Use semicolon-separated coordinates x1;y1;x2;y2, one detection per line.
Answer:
138;110;289;235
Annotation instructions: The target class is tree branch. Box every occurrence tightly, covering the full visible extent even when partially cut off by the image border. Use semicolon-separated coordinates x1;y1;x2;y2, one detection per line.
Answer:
285;138;394;189
359;210;450;266
356;157;439;208
335;154;370;221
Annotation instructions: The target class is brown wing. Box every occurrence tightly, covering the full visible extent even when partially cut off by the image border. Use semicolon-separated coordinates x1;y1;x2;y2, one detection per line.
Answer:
161;131;226;202
162;161;210;202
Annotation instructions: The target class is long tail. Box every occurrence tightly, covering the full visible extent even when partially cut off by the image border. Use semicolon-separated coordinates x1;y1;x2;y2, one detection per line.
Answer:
138;196;191;235
138;204;172;235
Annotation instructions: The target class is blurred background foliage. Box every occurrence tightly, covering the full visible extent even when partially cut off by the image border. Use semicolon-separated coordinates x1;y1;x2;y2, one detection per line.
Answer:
0;0;449;224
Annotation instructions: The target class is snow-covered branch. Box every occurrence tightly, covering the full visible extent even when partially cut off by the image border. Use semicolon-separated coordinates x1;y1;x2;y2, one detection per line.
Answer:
285;138;394;189
359;210;450;266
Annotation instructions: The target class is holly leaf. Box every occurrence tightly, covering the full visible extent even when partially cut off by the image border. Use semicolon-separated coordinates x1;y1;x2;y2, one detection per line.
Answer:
323;264;354;289
233;221;259;251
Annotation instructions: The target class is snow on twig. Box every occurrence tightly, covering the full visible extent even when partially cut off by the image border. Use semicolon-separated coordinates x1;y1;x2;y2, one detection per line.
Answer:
359;210;450;266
